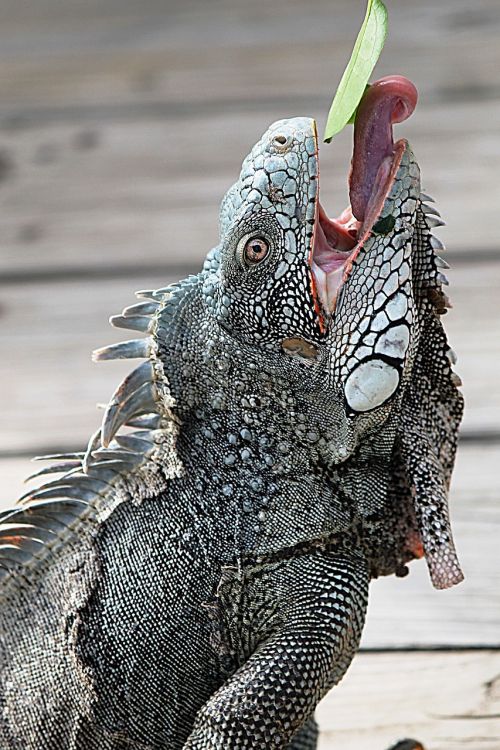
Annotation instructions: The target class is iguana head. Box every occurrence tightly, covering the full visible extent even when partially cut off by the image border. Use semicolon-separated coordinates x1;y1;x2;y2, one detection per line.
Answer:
204;76;421;421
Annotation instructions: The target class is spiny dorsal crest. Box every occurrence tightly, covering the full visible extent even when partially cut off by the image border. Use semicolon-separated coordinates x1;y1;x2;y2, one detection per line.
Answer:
0;281;189;586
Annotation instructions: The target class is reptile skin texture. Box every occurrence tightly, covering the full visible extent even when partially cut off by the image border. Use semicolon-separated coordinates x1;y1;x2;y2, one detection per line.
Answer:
0;116;463;748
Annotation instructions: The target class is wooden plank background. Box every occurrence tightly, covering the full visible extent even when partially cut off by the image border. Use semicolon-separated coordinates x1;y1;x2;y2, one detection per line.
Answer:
316;650;500;750
0;0;499;746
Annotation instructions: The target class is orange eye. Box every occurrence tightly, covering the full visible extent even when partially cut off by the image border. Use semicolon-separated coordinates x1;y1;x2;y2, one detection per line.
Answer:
243;237;269;266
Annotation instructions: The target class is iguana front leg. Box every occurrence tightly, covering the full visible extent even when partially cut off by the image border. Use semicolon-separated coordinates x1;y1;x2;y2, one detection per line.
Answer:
183;551;368;749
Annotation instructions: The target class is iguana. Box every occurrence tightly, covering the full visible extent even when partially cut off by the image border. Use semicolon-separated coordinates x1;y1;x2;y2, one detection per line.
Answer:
0;75;463;749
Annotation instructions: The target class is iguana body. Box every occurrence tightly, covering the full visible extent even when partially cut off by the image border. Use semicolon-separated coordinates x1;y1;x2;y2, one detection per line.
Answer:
0;76;463;749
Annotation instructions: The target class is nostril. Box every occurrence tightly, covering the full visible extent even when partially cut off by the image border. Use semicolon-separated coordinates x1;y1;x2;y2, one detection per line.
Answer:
271;134;293;153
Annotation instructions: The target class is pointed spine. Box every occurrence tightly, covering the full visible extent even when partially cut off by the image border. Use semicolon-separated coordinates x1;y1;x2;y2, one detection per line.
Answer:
434;256;450;270
92;338;152;362
102;381;157;448
430;235;446;251
446;348;458;365
23;486;98;503
33;452;84;462
126;414;161;429
122;301;159;317
109;315;153;333
0;524;58;545
25;461;82;483
82;428;102;473
114;434;155;453
421;203;441;217
90;449;143;464
426;216;446;229
135;290;158;300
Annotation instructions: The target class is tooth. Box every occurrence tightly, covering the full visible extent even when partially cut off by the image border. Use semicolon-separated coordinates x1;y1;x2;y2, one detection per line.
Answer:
420;192;435;202
451;372;463;387
437;272;449;286
311;262;329;313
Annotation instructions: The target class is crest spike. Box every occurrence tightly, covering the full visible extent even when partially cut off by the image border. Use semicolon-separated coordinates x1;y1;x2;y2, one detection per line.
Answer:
426;216;446;229
101;382;157;447
109;315;153;333
92;338;152;363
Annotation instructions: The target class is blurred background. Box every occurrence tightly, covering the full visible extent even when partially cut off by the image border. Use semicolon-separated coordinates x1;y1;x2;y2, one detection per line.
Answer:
0;0;499;746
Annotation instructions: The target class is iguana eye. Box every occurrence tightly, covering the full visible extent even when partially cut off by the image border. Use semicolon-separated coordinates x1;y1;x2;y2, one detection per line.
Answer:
242;236;270;267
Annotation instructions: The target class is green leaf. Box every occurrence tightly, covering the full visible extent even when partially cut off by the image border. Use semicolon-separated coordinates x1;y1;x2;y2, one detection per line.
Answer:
323;0;388;143
346;83;371;124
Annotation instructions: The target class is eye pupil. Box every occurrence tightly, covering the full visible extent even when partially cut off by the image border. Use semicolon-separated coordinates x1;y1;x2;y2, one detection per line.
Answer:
243;237;269;266
249;243;264;258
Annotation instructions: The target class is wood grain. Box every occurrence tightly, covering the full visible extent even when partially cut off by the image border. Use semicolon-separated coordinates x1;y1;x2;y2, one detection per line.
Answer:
317;650;500;749
0;0;500;274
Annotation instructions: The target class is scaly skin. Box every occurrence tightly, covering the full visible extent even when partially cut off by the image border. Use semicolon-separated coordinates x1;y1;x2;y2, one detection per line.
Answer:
0;103;463;749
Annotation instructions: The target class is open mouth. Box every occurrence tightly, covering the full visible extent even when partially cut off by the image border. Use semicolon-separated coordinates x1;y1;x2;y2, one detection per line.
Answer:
310;76;418;318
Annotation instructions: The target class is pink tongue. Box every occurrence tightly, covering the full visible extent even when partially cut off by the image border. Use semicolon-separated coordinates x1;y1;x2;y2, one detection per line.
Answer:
349;76;418;222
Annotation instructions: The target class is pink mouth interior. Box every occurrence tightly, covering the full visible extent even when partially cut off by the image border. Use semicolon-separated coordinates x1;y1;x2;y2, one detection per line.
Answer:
312;75;418;314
